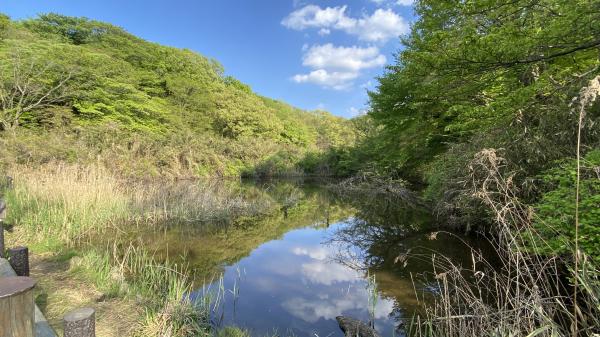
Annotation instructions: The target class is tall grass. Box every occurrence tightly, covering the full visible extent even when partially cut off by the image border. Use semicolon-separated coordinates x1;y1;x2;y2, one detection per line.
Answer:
5;164;127;244
1;163;277;336
409;149;600;337
4;163;275;246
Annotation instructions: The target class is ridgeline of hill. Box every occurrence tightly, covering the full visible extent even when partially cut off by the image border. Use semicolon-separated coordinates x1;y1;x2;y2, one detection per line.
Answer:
0;13;356;178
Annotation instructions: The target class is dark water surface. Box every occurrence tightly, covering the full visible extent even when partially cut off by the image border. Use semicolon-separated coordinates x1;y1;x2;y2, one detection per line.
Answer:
143;180;486;337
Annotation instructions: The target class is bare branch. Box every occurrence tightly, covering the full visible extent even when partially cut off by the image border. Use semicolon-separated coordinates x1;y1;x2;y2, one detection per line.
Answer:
0;49;74;129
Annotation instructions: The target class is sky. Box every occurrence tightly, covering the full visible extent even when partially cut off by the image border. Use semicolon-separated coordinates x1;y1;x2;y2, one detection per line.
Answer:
0;0;415;118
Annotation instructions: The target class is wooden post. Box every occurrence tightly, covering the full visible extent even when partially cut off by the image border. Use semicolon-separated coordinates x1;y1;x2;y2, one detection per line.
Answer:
63;307;96;337
0;198;5;258
0;276;37;337
0;222;4;259
8;246;29;276
0;198;6;219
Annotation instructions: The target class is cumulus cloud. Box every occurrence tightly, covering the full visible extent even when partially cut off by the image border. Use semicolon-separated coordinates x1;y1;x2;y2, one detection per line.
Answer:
282;5;409;42
282;5;349;30
350;9;409;42
292;44;386;90
292;69;358;90
370;0;414;6
302;44;386;72
396;0;414;6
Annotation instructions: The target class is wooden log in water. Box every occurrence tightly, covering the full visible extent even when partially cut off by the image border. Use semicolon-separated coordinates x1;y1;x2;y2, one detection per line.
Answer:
0;276;37;337
336;316;381;337
64;307;96;337
8;246;29;276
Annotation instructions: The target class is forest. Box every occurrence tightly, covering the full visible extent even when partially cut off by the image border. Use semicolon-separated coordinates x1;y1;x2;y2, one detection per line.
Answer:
0;13;355;178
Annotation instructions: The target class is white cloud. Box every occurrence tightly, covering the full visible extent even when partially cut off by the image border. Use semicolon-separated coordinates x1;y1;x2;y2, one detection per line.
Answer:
292;246;329;260
361;80;375;89
370;0;414;6
292;69;358;90
348;107;367;116
281;5;349;30
302;44;386;72
350;9;410;42
396;0;414;6
282;5;409;43
282;290;396;323
319;28;331;36
301;260;360;285
318;28;331;36
292;44;386;90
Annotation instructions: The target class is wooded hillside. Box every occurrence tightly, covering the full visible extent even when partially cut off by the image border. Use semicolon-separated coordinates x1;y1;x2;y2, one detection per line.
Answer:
0;13;356;177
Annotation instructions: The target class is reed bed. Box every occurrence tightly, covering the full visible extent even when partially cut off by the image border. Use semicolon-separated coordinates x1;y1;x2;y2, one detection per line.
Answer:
1;163;276;337
3;163;275;246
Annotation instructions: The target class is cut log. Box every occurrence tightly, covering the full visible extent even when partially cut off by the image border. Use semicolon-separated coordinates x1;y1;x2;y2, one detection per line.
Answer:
336;316;381;337
64;307;96;337
8;246;29;276
0;276;36;337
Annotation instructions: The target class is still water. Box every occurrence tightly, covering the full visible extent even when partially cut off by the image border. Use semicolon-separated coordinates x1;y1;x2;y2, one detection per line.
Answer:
141;180;483;337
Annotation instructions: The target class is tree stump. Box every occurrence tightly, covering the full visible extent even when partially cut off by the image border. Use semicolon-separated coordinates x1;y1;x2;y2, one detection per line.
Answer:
8;246;29;276
0;276;37;337
64;307;96;337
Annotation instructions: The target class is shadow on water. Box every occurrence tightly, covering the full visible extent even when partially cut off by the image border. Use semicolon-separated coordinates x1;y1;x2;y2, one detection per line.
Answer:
100;178;493;337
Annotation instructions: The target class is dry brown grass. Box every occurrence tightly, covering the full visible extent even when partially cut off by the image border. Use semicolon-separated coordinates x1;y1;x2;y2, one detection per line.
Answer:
5;163;275;246
409;149;600;337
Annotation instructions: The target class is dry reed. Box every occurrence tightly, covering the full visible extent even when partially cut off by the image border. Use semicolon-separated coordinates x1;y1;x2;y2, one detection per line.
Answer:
410;76;600;337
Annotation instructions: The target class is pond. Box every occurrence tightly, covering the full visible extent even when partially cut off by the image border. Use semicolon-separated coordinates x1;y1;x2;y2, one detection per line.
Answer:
135;179;486;337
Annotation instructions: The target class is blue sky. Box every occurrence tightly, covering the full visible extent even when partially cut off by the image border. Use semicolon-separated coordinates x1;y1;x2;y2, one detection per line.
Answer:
1;0;415;118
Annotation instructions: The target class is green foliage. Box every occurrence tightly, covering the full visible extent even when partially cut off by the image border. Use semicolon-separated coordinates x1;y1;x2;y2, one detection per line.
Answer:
224;76;252;94
0;13;355;177
216;327;249;337
531;150;600;263
22;13;122;45
0;13;9;39
362;0;600;182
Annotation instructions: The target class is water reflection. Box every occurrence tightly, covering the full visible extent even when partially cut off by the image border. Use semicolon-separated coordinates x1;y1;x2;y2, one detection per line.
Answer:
126;179;484;337
201;222;402;337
